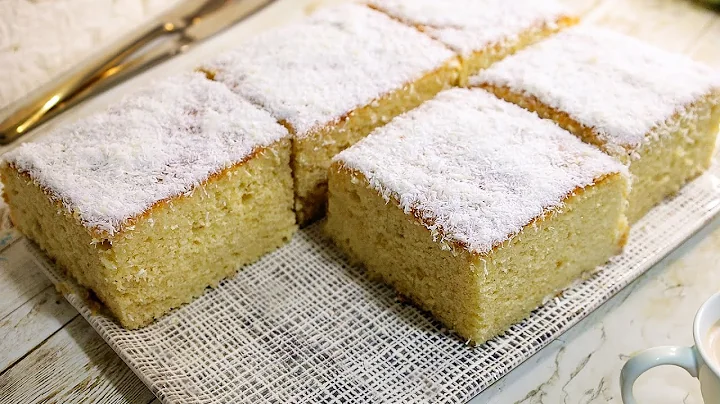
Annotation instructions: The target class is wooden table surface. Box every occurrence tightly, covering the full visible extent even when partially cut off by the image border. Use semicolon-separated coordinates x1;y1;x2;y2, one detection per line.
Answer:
0;1;719;403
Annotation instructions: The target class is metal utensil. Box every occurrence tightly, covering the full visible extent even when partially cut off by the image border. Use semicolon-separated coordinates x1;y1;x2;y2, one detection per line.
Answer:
0;0;275;145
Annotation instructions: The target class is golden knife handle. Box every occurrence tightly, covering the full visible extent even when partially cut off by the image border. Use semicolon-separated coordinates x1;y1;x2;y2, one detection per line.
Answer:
0;22;174;145
0;0;228;145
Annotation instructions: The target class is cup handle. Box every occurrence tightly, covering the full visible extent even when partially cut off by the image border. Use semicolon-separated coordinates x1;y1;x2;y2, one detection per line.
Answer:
620;346;699;404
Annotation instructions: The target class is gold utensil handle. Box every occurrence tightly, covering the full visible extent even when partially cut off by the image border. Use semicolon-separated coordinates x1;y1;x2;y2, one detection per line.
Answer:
0;0;235;145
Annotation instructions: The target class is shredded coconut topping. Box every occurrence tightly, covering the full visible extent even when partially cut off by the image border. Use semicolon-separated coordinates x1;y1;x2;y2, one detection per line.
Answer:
365;0;568;57
335;88;626;255
4;72;288;236
473;25;720;149
202;3;455;137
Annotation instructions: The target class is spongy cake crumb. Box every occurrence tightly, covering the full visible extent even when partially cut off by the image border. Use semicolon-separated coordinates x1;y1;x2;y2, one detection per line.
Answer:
203;3;455;137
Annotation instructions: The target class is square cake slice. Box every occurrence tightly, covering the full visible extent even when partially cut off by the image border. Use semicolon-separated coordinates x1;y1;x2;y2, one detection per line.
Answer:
326;88;629;343
366;0;577;84
201;3;460;225
473;26;720;223
1;72;296;329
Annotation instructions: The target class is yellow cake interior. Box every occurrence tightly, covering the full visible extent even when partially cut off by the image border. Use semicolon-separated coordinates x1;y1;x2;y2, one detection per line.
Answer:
483;85;720;223
325;166;629;343
2;139;296;329
292;59;461;225
626;95;720;222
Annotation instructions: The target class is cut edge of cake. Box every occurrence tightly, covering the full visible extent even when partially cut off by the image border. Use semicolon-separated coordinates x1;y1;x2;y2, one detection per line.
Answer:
326;163;629;343
2;140;290;242
2;139;297;329
290;57;461;225
329;162;630;258
202;57;462;226
200;3;462;226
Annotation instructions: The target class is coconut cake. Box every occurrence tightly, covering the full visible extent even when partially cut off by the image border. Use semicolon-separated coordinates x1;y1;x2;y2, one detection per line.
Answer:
366;0;577;84
474;25;720;223
1;72;296;329
201;3;460;225
326;88;629;343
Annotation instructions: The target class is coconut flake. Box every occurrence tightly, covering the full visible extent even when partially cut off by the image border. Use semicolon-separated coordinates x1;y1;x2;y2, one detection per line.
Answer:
473;25;720;149
335;88;626;255
202;3;455;137
4;72;288;236
366;0;569;57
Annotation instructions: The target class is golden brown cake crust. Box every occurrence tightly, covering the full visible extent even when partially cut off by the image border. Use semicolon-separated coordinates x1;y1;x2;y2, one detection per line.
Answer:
291;59;461;226
332;164;628;256
4;144;271;243
3;139;296;329
2;72;290;238
481;83;719;159
326;162;629;343
481;83;720;223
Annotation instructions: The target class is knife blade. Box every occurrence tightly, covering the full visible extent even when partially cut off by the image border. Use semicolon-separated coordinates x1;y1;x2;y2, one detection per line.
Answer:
0;0;276;145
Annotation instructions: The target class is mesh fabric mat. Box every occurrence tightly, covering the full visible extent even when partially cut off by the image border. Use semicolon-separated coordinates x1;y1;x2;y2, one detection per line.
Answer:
27;160;720;404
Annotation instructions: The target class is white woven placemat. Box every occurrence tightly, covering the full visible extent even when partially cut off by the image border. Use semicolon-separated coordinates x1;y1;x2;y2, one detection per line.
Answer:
26;159;720;404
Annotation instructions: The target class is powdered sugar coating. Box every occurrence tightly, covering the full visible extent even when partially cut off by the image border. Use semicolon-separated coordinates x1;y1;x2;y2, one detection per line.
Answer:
4;72;288;236
366;0;568;57
334;88;626;255
203;3;455;137
473;25;720;150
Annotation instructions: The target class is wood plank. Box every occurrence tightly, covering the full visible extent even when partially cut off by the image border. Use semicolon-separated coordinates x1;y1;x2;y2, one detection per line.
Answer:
0;286;78;373
0;317;157;404
0;230;51;319
0;231;80;374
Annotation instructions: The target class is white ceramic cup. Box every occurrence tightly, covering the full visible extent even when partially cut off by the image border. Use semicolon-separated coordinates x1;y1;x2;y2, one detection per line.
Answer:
620;291;720;403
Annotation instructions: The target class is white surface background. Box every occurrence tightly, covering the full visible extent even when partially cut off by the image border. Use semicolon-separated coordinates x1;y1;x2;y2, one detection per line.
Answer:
0;0;719;403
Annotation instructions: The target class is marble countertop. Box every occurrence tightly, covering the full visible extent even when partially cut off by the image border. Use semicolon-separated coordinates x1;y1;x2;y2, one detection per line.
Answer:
0;0;719;403
472;217;720;403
